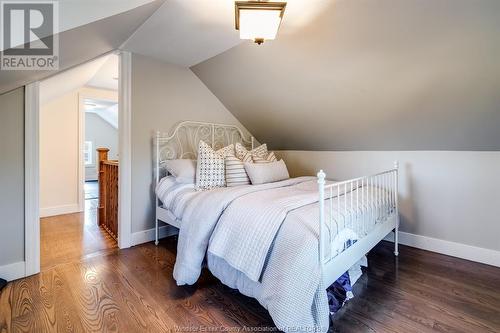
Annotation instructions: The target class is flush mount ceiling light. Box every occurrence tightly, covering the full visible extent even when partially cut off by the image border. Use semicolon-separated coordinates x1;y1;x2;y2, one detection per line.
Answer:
235;1;287;45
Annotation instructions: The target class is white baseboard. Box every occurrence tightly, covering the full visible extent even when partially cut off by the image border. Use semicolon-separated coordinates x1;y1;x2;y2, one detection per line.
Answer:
40;204;81;218
131;225;178;246
385;231;500;268
0;261;26;281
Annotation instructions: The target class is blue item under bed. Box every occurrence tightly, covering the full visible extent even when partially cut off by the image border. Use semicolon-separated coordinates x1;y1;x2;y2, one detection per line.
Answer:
327;239;359;316
327;272;354;315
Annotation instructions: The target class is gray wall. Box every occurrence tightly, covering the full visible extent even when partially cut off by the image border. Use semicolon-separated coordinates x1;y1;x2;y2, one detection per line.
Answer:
278;150;500;253
192;0;500;151
131;53;249;233
85;113;118;181
191;0;500;255
0;88;25;266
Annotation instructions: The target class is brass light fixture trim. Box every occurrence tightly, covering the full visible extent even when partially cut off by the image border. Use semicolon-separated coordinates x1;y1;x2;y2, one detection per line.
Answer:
235;1;287;45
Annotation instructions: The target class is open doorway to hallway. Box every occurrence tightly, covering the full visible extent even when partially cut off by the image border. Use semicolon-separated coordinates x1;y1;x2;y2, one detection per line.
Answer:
39;54;119;271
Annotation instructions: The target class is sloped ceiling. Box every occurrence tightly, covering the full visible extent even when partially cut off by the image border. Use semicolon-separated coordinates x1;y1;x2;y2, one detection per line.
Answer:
40;55;111;105
122;0;330;67
0;0;163;94
85;99;119;129
122;0;241;67
192;0;500;151
1;0;158;51
87;54;120;90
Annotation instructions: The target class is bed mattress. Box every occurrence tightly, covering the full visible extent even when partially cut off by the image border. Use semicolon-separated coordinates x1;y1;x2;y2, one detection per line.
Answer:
155;176;390;332
155;176;198;220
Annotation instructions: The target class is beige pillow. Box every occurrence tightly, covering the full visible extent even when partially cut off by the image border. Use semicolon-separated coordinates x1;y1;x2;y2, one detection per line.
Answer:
244;160;290;185
196;141;234;190
252;151;277;163
235;142;268;162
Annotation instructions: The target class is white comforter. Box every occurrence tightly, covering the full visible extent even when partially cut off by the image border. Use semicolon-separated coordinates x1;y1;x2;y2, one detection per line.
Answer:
156;177;377;332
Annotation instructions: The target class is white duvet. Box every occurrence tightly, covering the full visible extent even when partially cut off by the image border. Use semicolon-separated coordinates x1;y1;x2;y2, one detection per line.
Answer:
156;177;382;332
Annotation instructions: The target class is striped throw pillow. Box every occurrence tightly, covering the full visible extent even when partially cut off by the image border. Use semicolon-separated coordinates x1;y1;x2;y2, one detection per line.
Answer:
225;152;251;187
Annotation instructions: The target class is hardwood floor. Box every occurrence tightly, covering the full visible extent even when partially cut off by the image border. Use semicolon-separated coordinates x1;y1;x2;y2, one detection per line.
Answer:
1;236;500;332
40;199;117;271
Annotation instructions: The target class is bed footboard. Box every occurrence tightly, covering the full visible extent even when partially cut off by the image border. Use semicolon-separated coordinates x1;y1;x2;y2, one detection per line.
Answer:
317;162;399;287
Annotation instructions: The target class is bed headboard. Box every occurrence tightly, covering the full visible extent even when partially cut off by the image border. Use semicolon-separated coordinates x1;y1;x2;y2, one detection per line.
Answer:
155;121;255;182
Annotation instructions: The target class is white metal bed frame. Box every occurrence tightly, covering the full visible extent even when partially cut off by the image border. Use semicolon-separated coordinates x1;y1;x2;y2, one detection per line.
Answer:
154;121;255;244
154;121;399;289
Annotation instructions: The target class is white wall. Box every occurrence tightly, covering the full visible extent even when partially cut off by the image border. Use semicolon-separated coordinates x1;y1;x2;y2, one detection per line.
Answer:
278;150;500;265
39;86;118;217
85;113;119;181
40;90;80;217
131;53;249;233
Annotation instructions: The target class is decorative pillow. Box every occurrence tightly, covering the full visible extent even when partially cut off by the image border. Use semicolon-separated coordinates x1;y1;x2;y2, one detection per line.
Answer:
196;141;234;190
235;142;268;162
244;160;290;185
163;159;196;184
252;151;278;163
225;151;251;187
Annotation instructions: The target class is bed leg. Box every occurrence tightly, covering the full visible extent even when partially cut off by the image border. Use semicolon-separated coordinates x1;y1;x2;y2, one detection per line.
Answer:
155;210;159;246
393;161;399;257
394;227;399;257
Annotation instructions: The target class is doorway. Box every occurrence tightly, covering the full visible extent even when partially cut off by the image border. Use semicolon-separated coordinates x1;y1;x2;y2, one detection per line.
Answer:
37;54;120;271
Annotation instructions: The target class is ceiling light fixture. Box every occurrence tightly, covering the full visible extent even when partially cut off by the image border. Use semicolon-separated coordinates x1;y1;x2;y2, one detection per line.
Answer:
235;1;287;45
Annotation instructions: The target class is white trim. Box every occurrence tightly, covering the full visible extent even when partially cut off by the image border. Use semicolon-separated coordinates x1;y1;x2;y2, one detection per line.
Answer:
85;168;98;181
384;231;500;268
132;225;178;247
0;261;26;282
25;82;40;277
24;53;130;278
117;50;132;249
78;93;85;212
40;204;80;218
22;53;130;279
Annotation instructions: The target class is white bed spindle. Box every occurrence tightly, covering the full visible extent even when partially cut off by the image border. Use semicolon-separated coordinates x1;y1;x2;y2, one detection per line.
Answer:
317;170;326;269
317;163;399;287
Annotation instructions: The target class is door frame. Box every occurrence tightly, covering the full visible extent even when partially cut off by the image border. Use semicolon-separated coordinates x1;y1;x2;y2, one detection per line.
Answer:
24;50;133;276
25;82;40;276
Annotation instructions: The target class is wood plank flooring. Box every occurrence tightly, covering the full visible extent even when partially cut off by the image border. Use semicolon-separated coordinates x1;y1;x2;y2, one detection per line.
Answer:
2;235;500;332
40;199;117;271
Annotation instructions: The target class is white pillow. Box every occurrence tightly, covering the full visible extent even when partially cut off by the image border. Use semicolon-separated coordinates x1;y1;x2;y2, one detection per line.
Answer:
163;159;196;184
225;151;251;187
196;141;234;190
244;160;290;185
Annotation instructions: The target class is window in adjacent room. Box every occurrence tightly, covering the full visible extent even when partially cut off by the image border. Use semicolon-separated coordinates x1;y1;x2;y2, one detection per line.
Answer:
84;141;93;166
